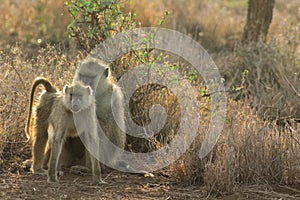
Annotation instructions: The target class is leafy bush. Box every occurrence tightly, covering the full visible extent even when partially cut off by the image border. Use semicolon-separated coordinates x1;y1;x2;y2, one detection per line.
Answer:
65;0;137;51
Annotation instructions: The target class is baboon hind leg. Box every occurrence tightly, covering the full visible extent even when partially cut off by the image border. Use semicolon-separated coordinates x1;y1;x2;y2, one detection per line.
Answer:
31;129;48;174
30;101;52;174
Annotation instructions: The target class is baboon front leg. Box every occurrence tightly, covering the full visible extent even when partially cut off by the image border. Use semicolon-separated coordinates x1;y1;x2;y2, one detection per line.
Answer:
47;128;64;183
90;155;103;184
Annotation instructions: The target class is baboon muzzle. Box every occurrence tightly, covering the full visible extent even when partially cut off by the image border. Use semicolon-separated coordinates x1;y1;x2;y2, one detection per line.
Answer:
71;100;81;113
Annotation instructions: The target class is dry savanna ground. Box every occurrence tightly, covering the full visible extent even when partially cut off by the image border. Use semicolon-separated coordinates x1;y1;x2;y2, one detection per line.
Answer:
0;0;300;199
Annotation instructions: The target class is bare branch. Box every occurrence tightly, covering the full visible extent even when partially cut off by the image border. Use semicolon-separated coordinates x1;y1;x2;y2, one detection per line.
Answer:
284;75;300;97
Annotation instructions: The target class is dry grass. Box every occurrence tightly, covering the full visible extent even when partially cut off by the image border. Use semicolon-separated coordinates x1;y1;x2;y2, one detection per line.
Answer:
124;0;247;50
202;100;300;194
0;0;71;53
215;29;300;124
162;98;300;195
125;0;299;51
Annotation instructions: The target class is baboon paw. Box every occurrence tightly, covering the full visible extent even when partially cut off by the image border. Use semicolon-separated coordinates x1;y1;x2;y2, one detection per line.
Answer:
47;177;59;183
57;171;64;176
31;169;47;175
70;165;90;174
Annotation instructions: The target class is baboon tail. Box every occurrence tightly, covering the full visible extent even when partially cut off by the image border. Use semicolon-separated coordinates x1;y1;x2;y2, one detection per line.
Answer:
31;77;57;93
25;77;57;139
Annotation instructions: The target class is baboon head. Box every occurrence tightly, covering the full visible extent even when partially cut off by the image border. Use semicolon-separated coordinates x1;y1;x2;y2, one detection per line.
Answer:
75;57;110;92
63;81;94;113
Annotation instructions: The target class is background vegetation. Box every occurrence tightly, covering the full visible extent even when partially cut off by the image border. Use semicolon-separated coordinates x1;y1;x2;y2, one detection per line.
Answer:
0;0;299;198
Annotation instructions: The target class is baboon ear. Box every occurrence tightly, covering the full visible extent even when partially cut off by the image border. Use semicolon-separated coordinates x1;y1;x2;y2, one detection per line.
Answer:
63;85;70;94
104;67;110;78
86;85;93;95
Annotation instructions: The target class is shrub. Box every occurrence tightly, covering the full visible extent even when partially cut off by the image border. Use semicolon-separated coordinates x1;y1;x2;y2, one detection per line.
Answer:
65;0;138;51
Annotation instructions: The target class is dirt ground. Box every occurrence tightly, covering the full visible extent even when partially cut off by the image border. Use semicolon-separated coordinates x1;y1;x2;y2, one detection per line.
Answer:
1;169;300;200
0;170;206;200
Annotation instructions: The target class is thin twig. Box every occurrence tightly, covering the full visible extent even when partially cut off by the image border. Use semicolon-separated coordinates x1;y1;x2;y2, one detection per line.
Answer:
9;64;28;99
288;126;300;146
284;75;300;97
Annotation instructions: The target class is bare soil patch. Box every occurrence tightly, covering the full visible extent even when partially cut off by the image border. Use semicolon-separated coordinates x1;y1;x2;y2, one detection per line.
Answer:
1;169;299;199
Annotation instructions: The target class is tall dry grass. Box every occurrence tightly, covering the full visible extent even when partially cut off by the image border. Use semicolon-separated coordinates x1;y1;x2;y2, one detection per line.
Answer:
165;99;300;195
216;32;300;125
202;100;300;194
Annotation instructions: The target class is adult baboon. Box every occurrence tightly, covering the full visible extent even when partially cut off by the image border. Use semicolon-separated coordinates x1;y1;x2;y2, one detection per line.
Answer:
73;57;127;169
72;57;152;175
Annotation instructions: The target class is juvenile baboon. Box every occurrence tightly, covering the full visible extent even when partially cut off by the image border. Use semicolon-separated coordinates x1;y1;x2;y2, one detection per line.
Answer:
46;81;101;183
25;77;101;183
